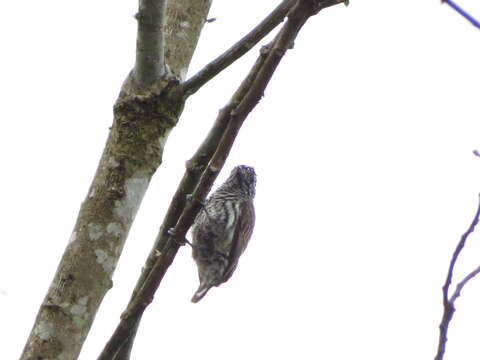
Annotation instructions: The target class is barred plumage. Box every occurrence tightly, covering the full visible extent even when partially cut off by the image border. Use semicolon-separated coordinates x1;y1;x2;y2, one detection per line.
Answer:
191;165;256;303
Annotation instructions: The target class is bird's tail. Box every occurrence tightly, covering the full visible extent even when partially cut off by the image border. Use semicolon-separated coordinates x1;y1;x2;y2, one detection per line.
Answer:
191;283;212;303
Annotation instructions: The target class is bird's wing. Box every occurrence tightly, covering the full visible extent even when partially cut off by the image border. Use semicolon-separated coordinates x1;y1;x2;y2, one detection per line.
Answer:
222;199;255;283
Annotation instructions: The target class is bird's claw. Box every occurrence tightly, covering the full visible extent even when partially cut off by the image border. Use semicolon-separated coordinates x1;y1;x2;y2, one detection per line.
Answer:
168;228;193;247
187;194;212;218
186;194;205;207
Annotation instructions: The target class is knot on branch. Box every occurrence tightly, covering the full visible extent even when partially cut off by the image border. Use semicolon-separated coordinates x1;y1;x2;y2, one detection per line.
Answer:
110;74;184;173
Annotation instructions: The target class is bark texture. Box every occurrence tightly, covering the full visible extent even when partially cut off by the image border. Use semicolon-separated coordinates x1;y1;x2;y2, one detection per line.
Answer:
134;0;168;85
20;1;211;359
164;0;212;80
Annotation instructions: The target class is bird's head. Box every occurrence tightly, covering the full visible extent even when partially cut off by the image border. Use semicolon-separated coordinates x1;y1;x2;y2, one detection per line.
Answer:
226;165;256;198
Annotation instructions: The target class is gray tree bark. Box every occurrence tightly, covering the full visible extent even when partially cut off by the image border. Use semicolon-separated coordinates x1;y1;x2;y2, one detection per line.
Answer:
20;1;211;359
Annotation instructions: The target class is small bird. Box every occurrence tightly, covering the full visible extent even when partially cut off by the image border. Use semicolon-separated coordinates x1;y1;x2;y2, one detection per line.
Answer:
191;165;256;303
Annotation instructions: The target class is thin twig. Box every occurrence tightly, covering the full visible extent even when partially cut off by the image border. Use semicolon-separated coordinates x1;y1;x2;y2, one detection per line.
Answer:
97;1;348;358
180;0;347;98
434;194;480;360
442;0;480;29
180;0;296;98
134;0;167;86
450;265;480;303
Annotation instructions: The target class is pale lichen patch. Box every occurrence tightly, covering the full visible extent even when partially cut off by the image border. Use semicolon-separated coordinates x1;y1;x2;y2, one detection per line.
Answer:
180;21;190;28
73;316;87;327
94;249;108;264
179;68;188;81
70;296;89;316
113;174;149;223
106;222;123;239
88;223;103;241
176;31;187;40
108;158;120;168
94;249;115;274
89;188;96;198
33;321;55;341
68;231;77;244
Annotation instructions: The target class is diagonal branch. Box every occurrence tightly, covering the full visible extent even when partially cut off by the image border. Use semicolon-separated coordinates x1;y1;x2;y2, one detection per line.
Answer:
441;195;480;307
442;0;480;29
134;0;167;86
98;1;348;358
450;265;480;303
434;194;480;360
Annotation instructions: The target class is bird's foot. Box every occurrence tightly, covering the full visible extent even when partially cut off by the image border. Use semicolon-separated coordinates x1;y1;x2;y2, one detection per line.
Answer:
168;228;193;247
186;194;212;219
186;194;205;207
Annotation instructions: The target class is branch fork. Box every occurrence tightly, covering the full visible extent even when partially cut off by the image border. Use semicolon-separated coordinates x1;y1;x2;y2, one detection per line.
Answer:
435;195;480;360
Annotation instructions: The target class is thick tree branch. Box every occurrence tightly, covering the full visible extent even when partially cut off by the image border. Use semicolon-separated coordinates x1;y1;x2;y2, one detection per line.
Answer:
163;0;213;80
98;1;348;358
435;195;480;360
134;0;167;86
20;1;212;359
450;265;480;303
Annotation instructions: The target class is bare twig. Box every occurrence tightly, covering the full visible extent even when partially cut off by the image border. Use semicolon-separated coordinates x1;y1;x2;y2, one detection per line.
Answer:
180;0;296;97
450;265;480;303
435;195;480;360
134;0;167;86
98;1;348;358
181;0;347;98
441;196;480;306
442;0;480;29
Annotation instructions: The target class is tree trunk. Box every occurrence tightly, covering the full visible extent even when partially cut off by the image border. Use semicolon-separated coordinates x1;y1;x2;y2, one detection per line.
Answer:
20;1;211;359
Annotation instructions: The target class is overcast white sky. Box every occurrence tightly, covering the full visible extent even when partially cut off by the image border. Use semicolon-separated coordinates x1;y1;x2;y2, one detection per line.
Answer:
2;0;480;359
